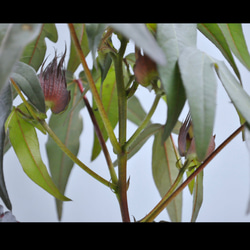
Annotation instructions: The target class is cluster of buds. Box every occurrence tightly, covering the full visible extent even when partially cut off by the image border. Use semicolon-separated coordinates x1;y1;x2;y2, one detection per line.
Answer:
178;112;216;161
39;47;70;114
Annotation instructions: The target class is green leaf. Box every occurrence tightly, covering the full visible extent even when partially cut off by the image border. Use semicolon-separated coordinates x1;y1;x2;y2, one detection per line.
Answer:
46;82;84;220
127;123;162;161
152;127;182;222
11;61;46;113
6;108;70;202
91;63;118;161
127;95;150;127
0;83;12;210
113;123;162;167
67;23;89;74
20;23;58;72
86;24;107;68
157;24;197;142
214;60;250;125
0;24;41;92
178;47;217;161
110;23;166;65
198;23;241;82
191;170;203;222
218;23;250;71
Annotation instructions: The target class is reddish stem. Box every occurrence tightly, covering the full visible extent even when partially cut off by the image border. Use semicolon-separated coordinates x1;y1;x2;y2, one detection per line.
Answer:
75;79;117;186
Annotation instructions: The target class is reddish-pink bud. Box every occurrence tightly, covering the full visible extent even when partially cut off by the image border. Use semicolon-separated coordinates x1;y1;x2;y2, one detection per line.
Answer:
134;52;158;87
39;48;70;114
178;112;216;161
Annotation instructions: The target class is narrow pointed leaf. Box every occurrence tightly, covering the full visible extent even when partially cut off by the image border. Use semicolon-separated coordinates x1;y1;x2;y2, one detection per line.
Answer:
191;170;203;222
198;23;241;82
218;23;250;71
178;47;217;161
214;60;250;125
152;127;182;222
67;23;89;73
86;24;107;68
0;24;41;92
110;23;166;65
113;123;163;167
0;83;12;210
20;23;58;72
6;108;70;202
46;82;84;220
157;24;197;141
11;61;46;113
127;95;149;127
91;63;118;161
244;127;250;214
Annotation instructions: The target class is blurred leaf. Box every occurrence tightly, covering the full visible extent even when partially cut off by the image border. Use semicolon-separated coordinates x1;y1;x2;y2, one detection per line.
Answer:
244;127;250;214
110;23;166;65
0;205;17;222
218;23;250;71
152;127;182;222
157;24;197;142
198;23;241;82
91;63;118;161
11;61;46;113
46;82;84;220
97;52;112;86
6;108;70;202
178;47;217;161
191;170;203;222
20;23;58;72
67;23;89;74
0;83;12;210
86;24;107;68
127;95;149;127
0;24;41;93
214;60;250;125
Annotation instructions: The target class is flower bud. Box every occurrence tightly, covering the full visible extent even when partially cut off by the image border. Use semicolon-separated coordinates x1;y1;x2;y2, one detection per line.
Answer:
178;112;216;161
39;47;70;114
134;51;158;87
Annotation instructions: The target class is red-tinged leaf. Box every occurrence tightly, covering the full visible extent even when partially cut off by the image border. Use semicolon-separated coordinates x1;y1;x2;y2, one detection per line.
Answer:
218;23;250;71
67;23;89;74
6;108;70;202
46;82;84;220
198;23;241;82
20;23;58;72
152;127;182;222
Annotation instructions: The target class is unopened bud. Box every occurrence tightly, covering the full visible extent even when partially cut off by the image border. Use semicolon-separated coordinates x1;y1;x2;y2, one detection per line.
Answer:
39;47;70;114
134;52;158;87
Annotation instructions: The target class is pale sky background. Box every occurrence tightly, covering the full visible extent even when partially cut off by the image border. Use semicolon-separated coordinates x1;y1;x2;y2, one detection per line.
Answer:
2;24;250;222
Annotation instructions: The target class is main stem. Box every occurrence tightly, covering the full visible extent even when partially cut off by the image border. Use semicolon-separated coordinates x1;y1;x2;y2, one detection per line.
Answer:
113;38;130;222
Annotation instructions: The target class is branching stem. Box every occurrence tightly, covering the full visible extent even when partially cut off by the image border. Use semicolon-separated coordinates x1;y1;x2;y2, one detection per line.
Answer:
68;23;121;155
75;79;118;187
140;123;245;222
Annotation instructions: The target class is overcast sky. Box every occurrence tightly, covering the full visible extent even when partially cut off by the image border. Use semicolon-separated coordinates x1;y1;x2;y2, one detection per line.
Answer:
2;24;250;222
